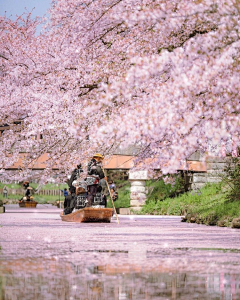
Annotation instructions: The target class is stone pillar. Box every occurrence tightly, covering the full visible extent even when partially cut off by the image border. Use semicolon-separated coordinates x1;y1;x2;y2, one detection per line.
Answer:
129;170;148;211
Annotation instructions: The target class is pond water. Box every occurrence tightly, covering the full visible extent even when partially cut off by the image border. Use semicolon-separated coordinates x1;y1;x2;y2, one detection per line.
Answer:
1;205;240;299
1;250;240;300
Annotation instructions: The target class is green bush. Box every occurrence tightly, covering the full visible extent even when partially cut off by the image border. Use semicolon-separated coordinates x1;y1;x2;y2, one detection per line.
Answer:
223;158;240;202
146;173;185;204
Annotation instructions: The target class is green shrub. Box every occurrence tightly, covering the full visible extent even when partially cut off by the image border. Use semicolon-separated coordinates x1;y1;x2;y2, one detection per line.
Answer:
223;158;240;202
146;173;185;204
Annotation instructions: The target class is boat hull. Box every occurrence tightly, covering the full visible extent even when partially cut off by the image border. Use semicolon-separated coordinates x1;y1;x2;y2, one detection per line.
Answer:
60;207;113;223
19;201;38;208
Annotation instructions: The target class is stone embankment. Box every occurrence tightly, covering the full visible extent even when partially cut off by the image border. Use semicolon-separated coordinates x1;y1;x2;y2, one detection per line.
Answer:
181;213;240;229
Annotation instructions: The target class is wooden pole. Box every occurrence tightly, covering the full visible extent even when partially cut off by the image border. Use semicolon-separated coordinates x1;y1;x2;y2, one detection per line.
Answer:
102;168;120;224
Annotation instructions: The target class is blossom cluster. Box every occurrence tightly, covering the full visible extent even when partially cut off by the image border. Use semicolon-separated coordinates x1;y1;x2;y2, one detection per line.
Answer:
0;0;239;181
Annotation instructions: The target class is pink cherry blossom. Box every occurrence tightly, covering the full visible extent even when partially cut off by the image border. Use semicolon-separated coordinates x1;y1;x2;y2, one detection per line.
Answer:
0;0;239;182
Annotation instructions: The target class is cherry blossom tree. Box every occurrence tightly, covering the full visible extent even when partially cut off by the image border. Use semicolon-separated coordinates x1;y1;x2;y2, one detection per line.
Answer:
0;0;240;181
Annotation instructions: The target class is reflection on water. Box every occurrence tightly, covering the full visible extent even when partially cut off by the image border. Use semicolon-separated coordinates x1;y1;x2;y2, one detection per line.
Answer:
1;256;240;300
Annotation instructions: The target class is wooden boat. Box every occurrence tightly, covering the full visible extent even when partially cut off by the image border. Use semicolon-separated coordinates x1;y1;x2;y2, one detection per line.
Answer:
19;200;38;208
60;207;113;223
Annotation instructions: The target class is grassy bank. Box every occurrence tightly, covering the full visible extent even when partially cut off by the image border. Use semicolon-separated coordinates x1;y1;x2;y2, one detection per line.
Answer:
137;181;240;227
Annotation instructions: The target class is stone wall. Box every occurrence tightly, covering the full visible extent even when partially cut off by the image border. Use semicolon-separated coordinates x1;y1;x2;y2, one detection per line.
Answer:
191;157;232;190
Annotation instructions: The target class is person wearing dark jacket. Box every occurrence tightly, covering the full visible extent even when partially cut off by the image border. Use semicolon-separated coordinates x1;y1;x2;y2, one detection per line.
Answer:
68;164;83;194
25;187;32;201
87;156;105;179
23;181;29;190
86;153;105;207
64;164;83;215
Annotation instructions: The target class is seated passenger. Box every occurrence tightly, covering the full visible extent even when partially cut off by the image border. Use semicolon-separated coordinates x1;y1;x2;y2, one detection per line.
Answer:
86;153;105;207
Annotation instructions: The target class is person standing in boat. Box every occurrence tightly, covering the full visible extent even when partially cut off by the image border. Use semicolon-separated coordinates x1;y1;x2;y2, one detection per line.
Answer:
86;153;105;207
23;181;29;190
25;187;32;201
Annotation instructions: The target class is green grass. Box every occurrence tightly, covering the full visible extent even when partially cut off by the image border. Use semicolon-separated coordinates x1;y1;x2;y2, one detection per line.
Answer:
145;176;185;202
0;182;67;203
0;183;23;189
0;193;63;204
33;195;63;203
138;182;223;215
137;182;240;226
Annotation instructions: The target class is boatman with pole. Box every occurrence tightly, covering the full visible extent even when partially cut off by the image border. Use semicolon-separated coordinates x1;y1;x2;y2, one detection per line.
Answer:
86;153;119;224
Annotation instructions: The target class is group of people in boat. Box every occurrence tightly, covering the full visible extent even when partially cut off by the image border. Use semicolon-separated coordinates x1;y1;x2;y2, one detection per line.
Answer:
19;181;34;202
63;153;117;215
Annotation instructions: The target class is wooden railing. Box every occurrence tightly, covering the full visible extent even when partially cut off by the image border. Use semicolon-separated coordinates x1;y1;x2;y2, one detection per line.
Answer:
4;189;63;196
